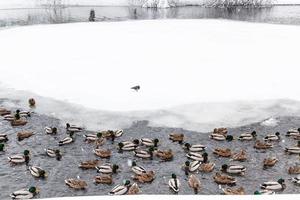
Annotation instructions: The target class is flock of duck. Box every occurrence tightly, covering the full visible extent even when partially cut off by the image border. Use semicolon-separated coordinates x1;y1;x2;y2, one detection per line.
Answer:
1;98;300;199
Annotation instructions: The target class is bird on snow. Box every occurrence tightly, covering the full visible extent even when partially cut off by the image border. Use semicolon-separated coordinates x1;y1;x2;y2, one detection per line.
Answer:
131;85;140;92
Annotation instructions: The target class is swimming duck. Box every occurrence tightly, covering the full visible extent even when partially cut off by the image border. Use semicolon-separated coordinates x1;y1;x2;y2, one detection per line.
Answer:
221;164;246;176
79;160;100;169
222;187;245;195
154;149;173;161
254;140;273;149
29;166;47;178
213;128;228;135
10;186;39;199
8;150;30;165
134;147;154;159
291;175;300;185
131;161;147;175
114;129;124;138
288;165;300;174
0;143;4;152
183;143;206;152
3;114;14;121
183;161;201;174
213;148;231;157
286;128;300;137
45;127;57;135
84;132;104;143
65;178;87;189
66;123;83;133
260;178;286;191
44;148;62;160
17;131;34;141
264;132;280;142
28;98;36;107
210;134;233;141
168;174;180;193
118;140;139;151
128;183;140;195
186;152;208;162
0;133;8;142
238;131;257;141
0;108;10;116
94;175;113;184
58;136;74;146
231;149;247;161
100;130;115;138
110;180;131;195
263;157;278;168
199;162;215;173
285;142;300;154
94;148;111;158
11;119;27;126
133;170;155;183
96;163;119;174
254;190;275;195
140;138;159;147
213;173;236;185
188;174;201;194
169;133;184;143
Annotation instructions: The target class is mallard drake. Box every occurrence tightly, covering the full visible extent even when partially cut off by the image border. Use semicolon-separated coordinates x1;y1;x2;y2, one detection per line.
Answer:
44;148;62;160
288;165;300;174
84;132;105;143
3;114;14;121
110;180;131;195
213;128;228;135
213;148;231;157
254;140;273;149
58;136;74;146
8;150;30;165
0;108;10;116
199;162;215;173
45;127;57;134
285;142;300;154
286;128;300;137
154;149;173;161
141;138;159;147
131;161;146;175
96;163;119;174
291;175;300;185
188;174;201;194
94;175;113;184
94;148;111;158
210;134;233;141
133;170;155;183
168;174;180;193
0;143;4;151
65;178;87;189
222;187;245;195
79;160;100;169
183;161;201;174
169;133;184;143
183;143;206;152
118;140;139;151
263;157;278;168
29;166;47;178
0;133;8;142
128;183;140;195
254;190;275;195
264;132;280;141
231;149;247;161
238;131;257;141
213;173;236;185
66;123;83;133
19;111;31;117
11;119;27;126
114;129;124;138
186;152;207;161
10;186;39;199
134;147;154;159
221;164;246;175
260;179;286;191
28;98;36;107
17;131;34;141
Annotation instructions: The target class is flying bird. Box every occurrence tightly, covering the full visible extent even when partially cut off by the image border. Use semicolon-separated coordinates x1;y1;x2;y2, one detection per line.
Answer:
131;85;140;92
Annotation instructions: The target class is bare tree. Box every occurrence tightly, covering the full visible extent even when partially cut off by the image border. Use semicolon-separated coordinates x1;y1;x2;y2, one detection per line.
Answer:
205;0;273;7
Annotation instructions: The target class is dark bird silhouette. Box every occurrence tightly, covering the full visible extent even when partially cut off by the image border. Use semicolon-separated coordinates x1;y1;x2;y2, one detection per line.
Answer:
131;85;140;92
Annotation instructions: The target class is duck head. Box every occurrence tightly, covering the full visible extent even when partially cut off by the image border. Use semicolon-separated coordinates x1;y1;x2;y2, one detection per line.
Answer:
40;170;47;178
184;143;191;150
298;141;300;147
112;164;119;173
118;142;124;149
97;132;102;138
133;139;139;145
251;131;257;137
254;191;260;195
171;173;177;179
154;138;159;147
226;135;234;141
275;132;280;136
221;164;228;171
0;143;4;151
185;161;190;167
278;178;285;184
123;179;131;186
24;150;30;156
29;186;37;194
66;123;70;128
52;127;57;134
132;161;137;167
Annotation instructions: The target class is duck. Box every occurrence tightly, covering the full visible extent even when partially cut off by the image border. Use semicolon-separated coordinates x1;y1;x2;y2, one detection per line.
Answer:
199;162;215;173
213;173;236;185
94;148;111;158
17;131;34;141
10;186;39;199
286;128;300;137
186;152;208;162
222;187;245;195
29;166;47;178
188;174;201;194
264;132;280;141
183;143;206;152
140;138;159;147
3;114;15;121
260;178;286;191
84;132;104;143
263;157;278;168
134;147;154;159
131;161;147;175
210;134;233;141
118;140;139;151
0;133;8;142
285;142;300;154
109;180;131;195
0;108;10;116
113;129;124;138
291;175;300;185
19;110;31;117
254;190;275;195
65;178;87;189
44;148;62;160
0;143;4;152
28;98;36;107
8;150;30;165
288;165;300;174
11;119;27;126
168;174;180;193
133;170;155;183
169;133;184;143
238;131;257;141
213;148;231;157
45;127;57;134
213;127;228;135
254;140;273;149
100;130;115;138
221;164;246;176
58;136;74;146
154;149;173;161
231;149;247;161
128;183;140;195
66;123;83;133
183;161;201;174
79;160;100;169
96;163;119;174
94;175;113;184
